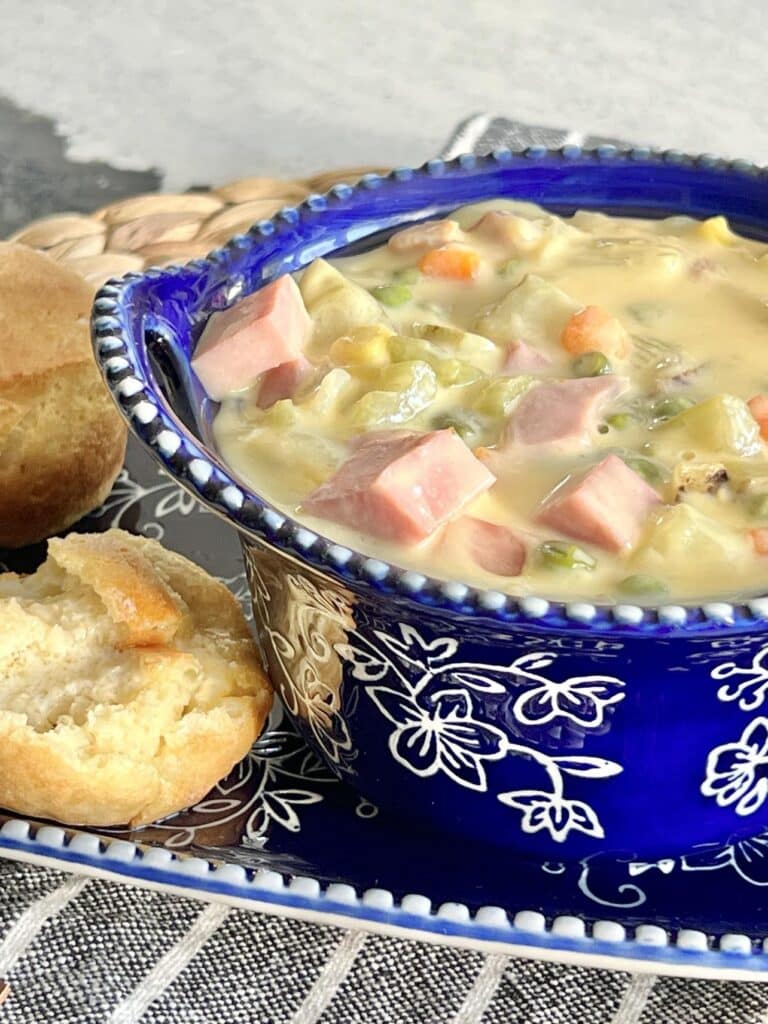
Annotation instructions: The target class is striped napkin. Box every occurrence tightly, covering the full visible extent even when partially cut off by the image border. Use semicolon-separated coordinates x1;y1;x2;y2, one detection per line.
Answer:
2;115;768;1024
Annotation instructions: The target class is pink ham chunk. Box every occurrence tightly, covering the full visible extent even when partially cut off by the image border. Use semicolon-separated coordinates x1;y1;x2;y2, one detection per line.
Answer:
387;219;461;253
444;516;526;576
508;376;625;449
191;276;311;400
470;211;543;252
303;430;495;544
503;339;553;374
537;454;661;552
256;355;313;409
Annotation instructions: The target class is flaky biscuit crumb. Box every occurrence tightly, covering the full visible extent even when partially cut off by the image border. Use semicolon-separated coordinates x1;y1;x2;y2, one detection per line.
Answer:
0;529;272;827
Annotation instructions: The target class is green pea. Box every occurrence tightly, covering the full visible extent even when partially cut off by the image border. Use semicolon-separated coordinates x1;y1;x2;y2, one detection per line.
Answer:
617;574;669;597
393;267;420;285
621;454;669;490
652;395;696;421
497;258;522;277
572;351;613;377
748;493;768;520
626;302;664;325
371;284;412;307
431;410;483;444
606;412;635;431
537;540;597;572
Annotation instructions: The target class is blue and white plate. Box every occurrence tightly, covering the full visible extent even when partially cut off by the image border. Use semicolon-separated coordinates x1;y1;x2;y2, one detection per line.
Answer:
2;434;768;981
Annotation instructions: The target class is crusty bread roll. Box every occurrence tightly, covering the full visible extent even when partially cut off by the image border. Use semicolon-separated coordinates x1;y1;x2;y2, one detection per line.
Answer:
0;529;272;827
0;244;127;548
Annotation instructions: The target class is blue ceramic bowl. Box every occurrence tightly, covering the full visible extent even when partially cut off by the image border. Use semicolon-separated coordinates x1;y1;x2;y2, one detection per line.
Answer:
92;147;768;859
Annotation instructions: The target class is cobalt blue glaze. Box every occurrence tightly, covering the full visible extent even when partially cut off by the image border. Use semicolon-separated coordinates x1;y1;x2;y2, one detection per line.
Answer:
92;148;768;858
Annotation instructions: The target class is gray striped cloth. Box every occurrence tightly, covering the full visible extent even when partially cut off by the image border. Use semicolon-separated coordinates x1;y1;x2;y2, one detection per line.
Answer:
2;860;768;1022
3;115;768;1023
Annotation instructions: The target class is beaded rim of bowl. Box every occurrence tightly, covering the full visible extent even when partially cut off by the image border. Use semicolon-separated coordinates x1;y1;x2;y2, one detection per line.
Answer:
91;144;768;632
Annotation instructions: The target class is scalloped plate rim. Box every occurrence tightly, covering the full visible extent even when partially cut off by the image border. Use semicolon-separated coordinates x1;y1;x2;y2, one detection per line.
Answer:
1;821;767;980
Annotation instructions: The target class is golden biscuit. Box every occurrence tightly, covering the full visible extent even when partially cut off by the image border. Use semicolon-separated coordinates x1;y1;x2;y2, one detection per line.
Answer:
0;244;127;547
0;529;272;827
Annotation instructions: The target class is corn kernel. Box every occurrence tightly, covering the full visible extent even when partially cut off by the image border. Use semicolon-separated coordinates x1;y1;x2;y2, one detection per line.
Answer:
697;216;733;245
329;324;393;367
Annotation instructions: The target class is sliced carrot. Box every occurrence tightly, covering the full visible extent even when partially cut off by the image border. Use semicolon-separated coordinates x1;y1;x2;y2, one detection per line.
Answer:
419;245;480;280
560;305;632;359
748;394;768;440
750;528;768;555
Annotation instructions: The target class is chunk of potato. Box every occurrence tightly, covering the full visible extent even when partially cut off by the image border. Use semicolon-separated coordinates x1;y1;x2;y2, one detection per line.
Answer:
723;459;768;497
242;428;346;492
473;274;579;346
656;394;762;457
329;324;393;367
299;367;358;419
411;323;499;369
260;398;297;428
300;259;390;351
349;360;437;430
473;376;534;418
633;502;750;577
387;335;484;386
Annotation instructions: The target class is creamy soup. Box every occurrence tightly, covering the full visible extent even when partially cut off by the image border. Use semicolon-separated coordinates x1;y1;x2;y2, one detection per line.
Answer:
196;199;768;603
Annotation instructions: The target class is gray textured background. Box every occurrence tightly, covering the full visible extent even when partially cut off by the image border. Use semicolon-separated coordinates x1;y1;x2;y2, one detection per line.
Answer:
0;0;765;191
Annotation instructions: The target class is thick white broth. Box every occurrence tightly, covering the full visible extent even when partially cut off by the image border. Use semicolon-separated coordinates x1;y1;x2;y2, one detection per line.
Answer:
212;200;768;603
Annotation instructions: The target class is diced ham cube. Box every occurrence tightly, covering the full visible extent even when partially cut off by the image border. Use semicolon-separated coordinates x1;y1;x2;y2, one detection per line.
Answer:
303;430;495;544
751;528;768;555
508;376;625;449
748;394;768;440
537;454;661;552
191;276;311;400
444;516;526;577
387;219;461;253
503;339;553;374
469;211;544;252
256;356;313;409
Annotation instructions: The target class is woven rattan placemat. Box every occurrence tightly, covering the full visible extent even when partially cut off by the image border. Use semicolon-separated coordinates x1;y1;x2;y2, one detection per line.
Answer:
5;166;386;286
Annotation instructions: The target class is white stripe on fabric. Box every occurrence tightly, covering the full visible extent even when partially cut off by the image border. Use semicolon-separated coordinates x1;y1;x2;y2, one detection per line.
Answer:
441;114;492;160
0;875;88;975
449;953;509;1024
289;929;367;1024
610;974;658;1024
108;902;230;1024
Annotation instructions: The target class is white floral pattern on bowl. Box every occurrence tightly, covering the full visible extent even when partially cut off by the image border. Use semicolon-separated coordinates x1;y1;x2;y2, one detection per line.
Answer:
246;555;626;845
702;647;768;818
